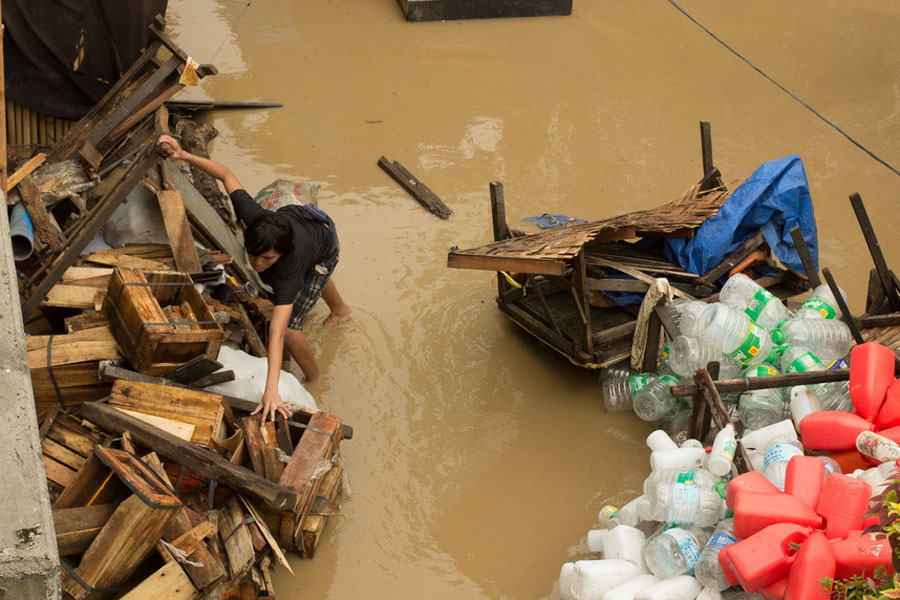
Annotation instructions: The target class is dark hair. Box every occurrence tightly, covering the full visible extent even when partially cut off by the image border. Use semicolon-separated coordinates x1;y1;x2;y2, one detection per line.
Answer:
245;212;293;256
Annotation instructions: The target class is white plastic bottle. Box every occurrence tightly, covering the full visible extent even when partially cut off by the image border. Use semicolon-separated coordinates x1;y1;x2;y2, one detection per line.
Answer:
633;374;682;422
616;496;645;527
643;468;720;498
603;370;659;413
761;437;805;490
597;505;621;528
708;424;737;476
789;385;821;429
777;318;854;363
570;560;645;600
559;562;577;600
601;525;647;568
649;481;726;527
650;447;708;472
668;336;744;379
741;419;798;471
642;525;710;577
693;518;737;591
587;529;609;553
698;303;775;366
635;575;703;600
777;345;830;399
794;282;849;320
602;574;660;600
647;429;679;452
720;273;791;329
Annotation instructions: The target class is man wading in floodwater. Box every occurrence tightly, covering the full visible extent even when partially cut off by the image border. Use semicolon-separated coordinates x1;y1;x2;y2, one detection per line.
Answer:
157;134;352;421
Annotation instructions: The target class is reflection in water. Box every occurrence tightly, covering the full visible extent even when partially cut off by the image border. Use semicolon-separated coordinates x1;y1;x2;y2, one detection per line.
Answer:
167;0;900;598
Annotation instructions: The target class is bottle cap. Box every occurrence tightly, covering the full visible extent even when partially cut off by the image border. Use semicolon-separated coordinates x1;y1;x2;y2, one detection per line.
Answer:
770;329;786;344
705;446;712;453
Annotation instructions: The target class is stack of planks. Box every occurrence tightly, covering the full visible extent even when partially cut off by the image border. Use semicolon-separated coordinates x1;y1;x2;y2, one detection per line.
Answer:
37;368;348;599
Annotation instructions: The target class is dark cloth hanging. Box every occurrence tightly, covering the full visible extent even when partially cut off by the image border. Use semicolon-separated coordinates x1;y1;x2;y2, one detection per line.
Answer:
3;0;168;120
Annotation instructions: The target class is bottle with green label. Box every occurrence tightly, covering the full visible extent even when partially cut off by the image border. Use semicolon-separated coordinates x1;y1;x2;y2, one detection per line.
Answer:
738;363;786;430
720;273;792;329
668;335;743;379
778;318;853;363
794;282;848;321
601;368;658;413
643;467;720;498
698;302;775;366
777;345;831;399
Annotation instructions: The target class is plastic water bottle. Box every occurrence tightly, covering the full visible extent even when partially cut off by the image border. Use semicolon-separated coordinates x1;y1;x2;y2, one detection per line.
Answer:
741;419;798;471
647;429;679;452
789;385;821;429
720;273;792;329
738;364;784;430
648;481;726;526
642;525;710;577
698;303;775;366
668;336;744;379
776;318;854;363
664;408;694;446
635;575;703;600
777;345;830;399
649;447;707;472
708;423;737;476
633;374;682;422
762;437;804;490
794;282;849;320
602;370;658;413
693;518;737;591
818;379;854;411
643;467;720;498
671;299;711;337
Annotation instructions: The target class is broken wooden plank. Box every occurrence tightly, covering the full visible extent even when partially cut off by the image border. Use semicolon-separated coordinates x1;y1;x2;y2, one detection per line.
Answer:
7;152;46;191
377;156;452;219
218;496;255;580
53;503;117;557
850;193;900;311
696;230;766;287
77;401;299;512
301;465;342;558
119;560;198;600
157;188;203;273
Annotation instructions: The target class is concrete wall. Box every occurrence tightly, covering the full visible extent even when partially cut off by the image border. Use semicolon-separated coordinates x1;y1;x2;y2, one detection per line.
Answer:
0;193;60;598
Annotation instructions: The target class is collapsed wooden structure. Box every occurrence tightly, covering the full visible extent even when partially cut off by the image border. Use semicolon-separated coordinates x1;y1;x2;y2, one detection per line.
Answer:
447;123;811;369
5;16;349;600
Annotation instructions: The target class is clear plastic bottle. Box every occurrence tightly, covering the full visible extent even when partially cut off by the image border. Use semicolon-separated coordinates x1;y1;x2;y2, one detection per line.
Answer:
649;481;726;526
664;408;694;446
777;318;853;363
642;525;710;578
698;303;775;366
818;379;854;412
633;374;682;422
720;273;792;329
668;336;744;379
643;467;720;498
737;364;784;430
761;436;804;490
693;518;737;591
777;345;830;399
671;300;712;337
708;423;737;476
602;370;658;413
794;282;849;321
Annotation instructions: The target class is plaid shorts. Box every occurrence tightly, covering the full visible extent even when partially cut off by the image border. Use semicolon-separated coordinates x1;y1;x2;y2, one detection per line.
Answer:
288;230;340;329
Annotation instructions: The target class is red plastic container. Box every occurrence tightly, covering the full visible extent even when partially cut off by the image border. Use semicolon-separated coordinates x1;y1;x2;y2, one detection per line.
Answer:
784;456;826;509
733;490;823;539
760;577;788;600
727;470;782;510
877;381;900;429
850;342;895;420
786;531;835;600
720;523;811;593
815;473;871;539
832;530;894;580
799;411;875;450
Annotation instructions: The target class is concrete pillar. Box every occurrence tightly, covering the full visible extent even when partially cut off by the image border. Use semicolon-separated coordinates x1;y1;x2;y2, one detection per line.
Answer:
0;190;60;598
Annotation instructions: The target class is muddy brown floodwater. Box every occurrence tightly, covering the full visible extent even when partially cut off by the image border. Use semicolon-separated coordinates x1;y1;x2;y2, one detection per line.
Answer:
166;1;900;597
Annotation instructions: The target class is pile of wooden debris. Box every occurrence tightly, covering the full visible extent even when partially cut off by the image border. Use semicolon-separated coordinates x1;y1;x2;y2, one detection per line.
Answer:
6;16;349;600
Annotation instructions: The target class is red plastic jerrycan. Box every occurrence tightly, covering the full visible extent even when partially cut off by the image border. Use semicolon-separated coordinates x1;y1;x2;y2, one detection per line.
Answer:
760;577;788;600
733;490;823;539
877;379;900;429
786;531;836;600
850;342;895;420
726;470;781;510
784;456;826;509
720;523;811;593
799;411;874;450
832;530;894;580
815;473;872;539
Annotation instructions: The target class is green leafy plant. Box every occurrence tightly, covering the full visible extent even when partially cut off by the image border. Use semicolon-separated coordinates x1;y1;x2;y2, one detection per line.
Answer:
821;567;893;599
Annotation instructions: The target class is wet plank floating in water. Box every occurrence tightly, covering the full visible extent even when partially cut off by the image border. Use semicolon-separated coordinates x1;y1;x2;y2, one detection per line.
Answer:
378;156;453;219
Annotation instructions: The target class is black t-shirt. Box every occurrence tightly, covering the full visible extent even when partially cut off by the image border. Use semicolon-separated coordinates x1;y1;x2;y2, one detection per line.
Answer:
230;189;334;305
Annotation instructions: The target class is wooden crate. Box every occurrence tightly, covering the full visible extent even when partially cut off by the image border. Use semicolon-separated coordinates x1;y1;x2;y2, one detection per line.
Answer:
102;268;224;375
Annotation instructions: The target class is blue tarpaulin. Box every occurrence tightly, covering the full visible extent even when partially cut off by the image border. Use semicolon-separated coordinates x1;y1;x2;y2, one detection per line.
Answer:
604;155;818;306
